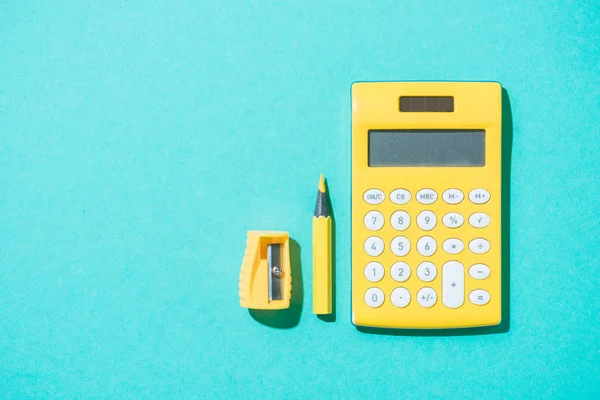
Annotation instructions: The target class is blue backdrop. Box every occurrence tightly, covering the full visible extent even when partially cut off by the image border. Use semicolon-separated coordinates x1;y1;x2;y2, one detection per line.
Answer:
1;1;599;398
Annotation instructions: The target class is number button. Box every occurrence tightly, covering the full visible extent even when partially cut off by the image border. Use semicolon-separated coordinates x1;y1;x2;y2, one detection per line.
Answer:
469;212;490;228
390;236;411;256
390;189;411;205
364;287;385;308
417;262;437;282
469;289;490;306
469;189;490;204
364;262;384;282
417;210;437;231
416;189;437;205
363;188;385;205
442;189;464;204
364;236;384;256
442;212;464;228
442;238;464;254
391;262;411;282
417;236;437;256
469;238;490;254
390;210;410;231
417;287;437;308
469;264;490;280
364;210;384;231
391;287;411;308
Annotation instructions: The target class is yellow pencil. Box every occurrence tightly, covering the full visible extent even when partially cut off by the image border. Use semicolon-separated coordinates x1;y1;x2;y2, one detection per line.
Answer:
313;174;332;315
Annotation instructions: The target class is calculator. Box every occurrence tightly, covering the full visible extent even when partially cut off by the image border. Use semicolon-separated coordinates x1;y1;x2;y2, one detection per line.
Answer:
351;82;502;329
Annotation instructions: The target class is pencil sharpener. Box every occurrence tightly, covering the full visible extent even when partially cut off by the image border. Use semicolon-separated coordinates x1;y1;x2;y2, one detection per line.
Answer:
239;231;291;310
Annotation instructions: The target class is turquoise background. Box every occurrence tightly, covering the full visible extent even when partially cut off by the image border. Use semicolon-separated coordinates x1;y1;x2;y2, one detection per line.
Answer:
1;1;599;398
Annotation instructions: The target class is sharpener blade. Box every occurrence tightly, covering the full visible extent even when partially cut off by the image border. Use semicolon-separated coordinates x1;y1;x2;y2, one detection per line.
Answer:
267;244;283;301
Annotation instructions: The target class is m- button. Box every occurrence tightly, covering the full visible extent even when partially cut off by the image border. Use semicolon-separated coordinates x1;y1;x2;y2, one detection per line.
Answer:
416;189;437;205
469;189;490;204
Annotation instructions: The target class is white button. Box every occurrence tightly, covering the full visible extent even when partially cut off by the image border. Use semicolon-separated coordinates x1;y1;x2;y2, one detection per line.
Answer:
390;236;411;256
417;261;437;282
391;287;411;308
390;210;410;231
442;212;464;228
364;210;384;231
469;289;490;305
417;287;437;308
364;287;385;308
364;189;385;205
416;189;438;204
442;189;464;204
364;236;384;256
469;189;491;204
443;238;464;254
390;261;411;282
364;262;384;282
417;236;437;256
469;238;490;254
469;212;490;228
416;210;437;231
390;189;411;205
469;264;490;280
442;261;464;309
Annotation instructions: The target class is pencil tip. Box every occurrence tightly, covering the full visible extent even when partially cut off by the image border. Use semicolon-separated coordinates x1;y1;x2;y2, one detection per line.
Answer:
318;174;326;193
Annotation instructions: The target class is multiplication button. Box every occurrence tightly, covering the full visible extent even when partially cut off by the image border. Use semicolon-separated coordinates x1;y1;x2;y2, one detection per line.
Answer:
443;238;464;254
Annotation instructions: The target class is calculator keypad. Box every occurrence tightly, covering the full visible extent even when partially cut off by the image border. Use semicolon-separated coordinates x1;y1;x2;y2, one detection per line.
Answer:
359;187;494;309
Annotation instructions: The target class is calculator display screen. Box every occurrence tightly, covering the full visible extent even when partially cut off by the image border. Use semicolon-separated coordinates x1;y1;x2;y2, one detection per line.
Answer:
368;130;485;167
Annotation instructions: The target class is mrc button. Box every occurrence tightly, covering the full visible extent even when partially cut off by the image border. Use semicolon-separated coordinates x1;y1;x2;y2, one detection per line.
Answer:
416;188;437;204
363;188;385;204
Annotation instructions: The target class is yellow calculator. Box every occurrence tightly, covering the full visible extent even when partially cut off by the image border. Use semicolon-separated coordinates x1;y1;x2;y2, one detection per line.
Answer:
351;82;502;329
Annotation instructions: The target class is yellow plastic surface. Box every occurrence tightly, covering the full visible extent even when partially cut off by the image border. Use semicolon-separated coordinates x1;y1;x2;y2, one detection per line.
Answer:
312;216;332;314
239;231;291;310
351;82;502;329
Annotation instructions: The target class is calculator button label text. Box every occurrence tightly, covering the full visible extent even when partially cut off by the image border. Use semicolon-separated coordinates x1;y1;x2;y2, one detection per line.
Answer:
469;212;490;228
364;262;384;282
391;262;411;282
391;287;411;308
442;189;464;204
417;210;437;231
443;238;464;254
363;189;385;205
364;287;385;308
442;261;465;309
416;189;438;204
417;236;437;256
469;264;490;280
390;210;411;231
364;210;384;231
469;289;491;305
390;236;411;257
469;238;490;254
417;287;437;308
469;189;491;204
442;212;464;228
364;236;384;256
417;261;437;282
390;189;411;205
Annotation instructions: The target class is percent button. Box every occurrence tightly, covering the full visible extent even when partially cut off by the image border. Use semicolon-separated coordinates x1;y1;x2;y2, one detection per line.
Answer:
442;212;464;228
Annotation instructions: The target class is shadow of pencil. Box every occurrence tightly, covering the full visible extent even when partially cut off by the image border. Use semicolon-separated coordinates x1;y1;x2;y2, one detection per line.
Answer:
357;87;513;336
318;178;336;322
249;238;303;328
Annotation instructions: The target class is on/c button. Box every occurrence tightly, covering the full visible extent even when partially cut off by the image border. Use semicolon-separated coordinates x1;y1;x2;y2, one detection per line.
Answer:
442;261;464;309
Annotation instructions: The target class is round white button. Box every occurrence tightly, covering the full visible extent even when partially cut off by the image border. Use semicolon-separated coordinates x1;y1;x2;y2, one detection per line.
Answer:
364;236;384;256
469;238;490;254
416;210;437;231
416;189;438;205
469;264;490;280
390;189;411;205
417;287;437;308
391;287;411;308
443;238;464;254
390;236;411;256
417;262;437;282
364;188;385;205
365;287;385;308
469;289;490;305
390;210;410;231
469;189;491;204
442;212;464;228
469;212;490;228
391;261;411;282
417;236;437;256
442;188;464;204
364;262;384;282
364;210;384;231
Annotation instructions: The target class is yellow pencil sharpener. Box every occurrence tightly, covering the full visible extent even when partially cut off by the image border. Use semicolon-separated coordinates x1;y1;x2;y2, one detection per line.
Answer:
239;231;291;310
